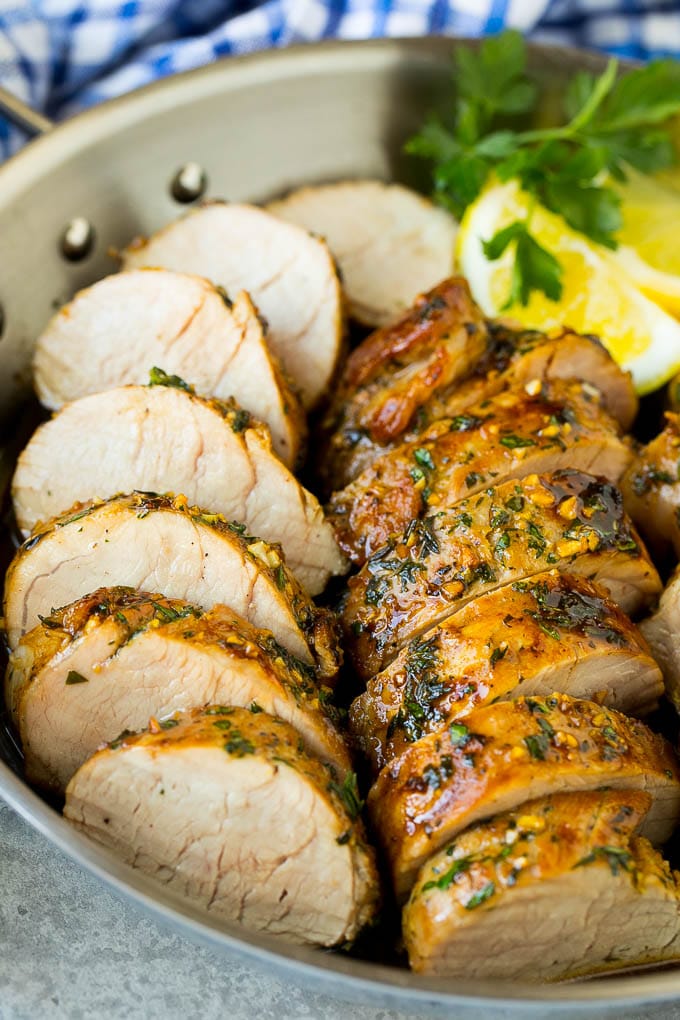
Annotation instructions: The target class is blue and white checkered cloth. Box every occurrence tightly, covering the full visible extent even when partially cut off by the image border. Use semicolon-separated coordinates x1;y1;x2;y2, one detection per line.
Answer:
2;0;680;160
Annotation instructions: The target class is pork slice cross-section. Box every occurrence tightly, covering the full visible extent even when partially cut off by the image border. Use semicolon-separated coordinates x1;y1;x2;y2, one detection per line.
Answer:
32;271;305;467
342;469;661;679
64;706;379;947
267;180;458;327
3;493;340;681
404;790;680;981
12;382;346;594
350;571;663;775
121;203;343;409
7;588;351;793
328;379;633;564
368;693;680;899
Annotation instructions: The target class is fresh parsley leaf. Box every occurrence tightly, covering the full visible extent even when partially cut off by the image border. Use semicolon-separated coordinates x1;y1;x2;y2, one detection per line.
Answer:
406;32;680;309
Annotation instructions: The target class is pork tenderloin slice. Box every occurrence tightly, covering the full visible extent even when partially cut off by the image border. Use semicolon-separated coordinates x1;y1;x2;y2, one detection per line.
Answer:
64;706;379;947
12;383;345;594
267;180;457;327
7;587;351;793
350;571;663;775
423;323;639;434
332;323;638;488
121;203;343;409
641;566;680;713
342;470;661;679
32;271;304;467
368;693;680;899
329;379;633;564
320;277;488;492
3;493;339;681
620;412;680;560
404;790;680;981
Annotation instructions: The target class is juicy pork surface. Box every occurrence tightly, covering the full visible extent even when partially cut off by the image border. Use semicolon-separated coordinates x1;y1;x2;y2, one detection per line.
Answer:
620;413;680;560
267;180;458;327
320;277;489;492
341;469;661;679
3;493;339;681
368;693;680;899
328;379;633;564
404;790;680;981
64;706;379;947
32;272;304;467
11;383;346;594
7;588;351;794
642;566;680;712
327;320;638;490
350;571;663;775
121;203;343;409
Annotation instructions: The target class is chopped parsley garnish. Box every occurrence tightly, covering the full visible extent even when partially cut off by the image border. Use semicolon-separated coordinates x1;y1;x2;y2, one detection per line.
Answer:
329;772;364;821
149;366;194;392
65;670;89;685
422;854;474;892
499;434;536;449
574;845;633;876
465;881;496;910
414;447;435;471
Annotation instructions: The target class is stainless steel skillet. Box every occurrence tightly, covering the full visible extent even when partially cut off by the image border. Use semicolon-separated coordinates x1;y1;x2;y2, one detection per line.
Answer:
0;36;676;1017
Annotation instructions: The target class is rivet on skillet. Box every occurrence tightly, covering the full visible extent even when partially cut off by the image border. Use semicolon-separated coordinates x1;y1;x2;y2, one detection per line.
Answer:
59;218;95;261
170;163;208;203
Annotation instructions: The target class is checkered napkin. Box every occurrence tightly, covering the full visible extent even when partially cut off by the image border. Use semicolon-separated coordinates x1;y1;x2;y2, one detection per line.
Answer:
2;0;680;160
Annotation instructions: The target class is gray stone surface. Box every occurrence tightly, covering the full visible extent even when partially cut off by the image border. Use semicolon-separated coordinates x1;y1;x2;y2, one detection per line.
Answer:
2;797;680;1020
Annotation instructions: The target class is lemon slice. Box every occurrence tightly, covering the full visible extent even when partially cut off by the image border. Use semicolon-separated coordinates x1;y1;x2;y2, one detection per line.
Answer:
611;169;680;315
457;179;680;395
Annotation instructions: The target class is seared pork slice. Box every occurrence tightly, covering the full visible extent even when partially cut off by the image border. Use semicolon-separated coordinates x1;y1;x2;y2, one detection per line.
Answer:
329;380;633;564
320;277;488;491
3;493;339;680
350;571;662;775
342;470;661;679
7;588;351;794
64;706;379;946
267;180;457;327
121;203;343;409
641;566;680;712
32;272;304;467
330;323;638;488
12;383;345;594
422;323;638;434
404;790;680;981
368;693;680;898
621;413;680;560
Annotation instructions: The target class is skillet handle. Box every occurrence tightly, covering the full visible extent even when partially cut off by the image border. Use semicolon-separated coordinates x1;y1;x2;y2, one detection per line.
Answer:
0;86;53;136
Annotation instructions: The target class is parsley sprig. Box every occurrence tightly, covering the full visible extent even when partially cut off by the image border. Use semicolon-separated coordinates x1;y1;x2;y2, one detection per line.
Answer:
406;31;680;307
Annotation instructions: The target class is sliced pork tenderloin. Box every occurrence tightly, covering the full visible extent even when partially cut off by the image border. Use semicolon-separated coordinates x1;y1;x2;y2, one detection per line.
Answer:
342;470;661;679
328;321;638;489
320;277;488;492
64;706;379;947
641;566;680;712
12;382;346;594
350;571;663;775
328;379;633;564
621;412;680;560
404;790;680;981
267;180;457;327
32;272;304;467
3;493;339;681
368;693;680;899
121;203;343;409
7;588;351;794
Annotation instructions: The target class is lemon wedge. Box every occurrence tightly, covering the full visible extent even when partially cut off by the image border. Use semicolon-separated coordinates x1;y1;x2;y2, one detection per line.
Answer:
611;169;680;315
457;179;680;395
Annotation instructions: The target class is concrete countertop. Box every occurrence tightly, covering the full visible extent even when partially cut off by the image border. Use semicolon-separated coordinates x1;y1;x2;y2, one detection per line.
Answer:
2;797;680;1020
